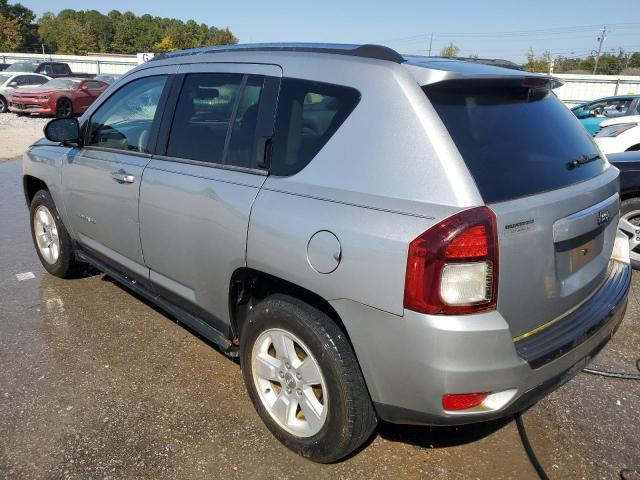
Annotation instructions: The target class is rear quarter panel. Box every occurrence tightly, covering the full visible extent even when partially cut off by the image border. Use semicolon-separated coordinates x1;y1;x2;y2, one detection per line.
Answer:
247;189;463;316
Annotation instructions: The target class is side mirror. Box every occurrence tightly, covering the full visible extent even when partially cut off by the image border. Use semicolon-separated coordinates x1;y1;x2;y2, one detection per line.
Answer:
44;118;82;145
7;81;17;88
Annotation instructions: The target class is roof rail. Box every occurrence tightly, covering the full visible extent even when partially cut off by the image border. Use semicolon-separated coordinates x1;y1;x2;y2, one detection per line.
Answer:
151;43;405;64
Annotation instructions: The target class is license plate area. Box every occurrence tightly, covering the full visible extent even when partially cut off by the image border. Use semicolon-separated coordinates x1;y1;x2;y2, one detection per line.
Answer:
555;226;604;277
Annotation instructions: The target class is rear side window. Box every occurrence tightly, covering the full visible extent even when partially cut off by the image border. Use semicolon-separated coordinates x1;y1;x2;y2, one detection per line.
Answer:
425;84;607;204
167;73;243;163
270;78;360;176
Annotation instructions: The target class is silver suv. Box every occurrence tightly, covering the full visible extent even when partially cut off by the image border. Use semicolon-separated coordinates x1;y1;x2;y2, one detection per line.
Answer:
24;44;632;462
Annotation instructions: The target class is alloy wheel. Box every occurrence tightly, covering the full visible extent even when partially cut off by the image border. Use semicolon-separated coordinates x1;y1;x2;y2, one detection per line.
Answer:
618;210;640;263
251;328;328;437
33;205;60;264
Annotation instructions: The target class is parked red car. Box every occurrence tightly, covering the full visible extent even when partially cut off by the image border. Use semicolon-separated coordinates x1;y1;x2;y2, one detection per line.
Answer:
8;78;108;118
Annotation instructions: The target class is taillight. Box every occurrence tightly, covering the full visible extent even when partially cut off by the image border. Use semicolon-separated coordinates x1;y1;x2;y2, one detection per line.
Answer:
404;206;498;315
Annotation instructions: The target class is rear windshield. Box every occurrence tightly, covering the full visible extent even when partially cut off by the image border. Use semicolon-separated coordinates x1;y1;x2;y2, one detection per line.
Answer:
6;62;37;72
424;83;607;204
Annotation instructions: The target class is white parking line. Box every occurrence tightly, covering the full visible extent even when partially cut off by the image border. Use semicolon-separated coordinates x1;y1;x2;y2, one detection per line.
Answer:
15;272;36;281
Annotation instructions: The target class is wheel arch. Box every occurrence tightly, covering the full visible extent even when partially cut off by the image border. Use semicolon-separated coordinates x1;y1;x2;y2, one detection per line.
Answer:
23;175;49;205
229;267;353;348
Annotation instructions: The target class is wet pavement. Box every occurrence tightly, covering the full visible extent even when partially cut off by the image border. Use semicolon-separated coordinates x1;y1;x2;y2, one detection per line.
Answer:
1;157;639;479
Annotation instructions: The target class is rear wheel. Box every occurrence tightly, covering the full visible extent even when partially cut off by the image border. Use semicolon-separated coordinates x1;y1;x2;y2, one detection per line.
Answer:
56;98;73;118
29;189;82;278
0;95;7;113
240;294;376;463
619;197;640;270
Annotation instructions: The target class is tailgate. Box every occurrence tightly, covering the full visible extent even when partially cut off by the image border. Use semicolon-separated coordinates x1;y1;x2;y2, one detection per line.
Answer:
491;168;619;338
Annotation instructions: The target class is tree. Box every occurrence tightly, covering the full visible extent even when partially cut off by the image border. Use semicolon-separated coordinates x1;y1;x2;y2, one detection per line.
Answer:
0;14;22;50
31;8;238;55
212;27;238;46
439;42;459;58
154;35;177;53
524;48;551;73
55;17;97;54
0;0;35;51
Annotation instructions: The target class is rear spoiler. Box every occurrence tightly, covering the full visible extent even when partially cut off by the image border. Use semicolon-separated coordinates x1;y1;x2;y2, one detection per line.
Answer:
403;57;563;89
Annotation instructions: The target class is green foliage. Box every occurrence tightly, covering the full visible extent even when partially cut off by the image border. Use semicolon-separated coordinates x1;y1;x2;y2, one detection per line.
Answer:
439;42;460;58
524;48;552;73
526;48;640;75
0;14;22;50
1;1;238;54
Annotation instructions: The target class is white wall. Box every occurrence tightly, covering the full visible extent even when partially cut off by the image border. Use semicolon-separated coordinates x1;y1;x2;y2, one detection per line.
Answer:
554;73;640;106
0;52;138;75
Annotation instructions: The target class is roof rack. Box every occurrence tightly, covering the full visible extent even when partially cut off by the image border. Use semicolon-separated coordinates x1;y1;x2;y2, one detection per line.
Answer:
151;43;405;64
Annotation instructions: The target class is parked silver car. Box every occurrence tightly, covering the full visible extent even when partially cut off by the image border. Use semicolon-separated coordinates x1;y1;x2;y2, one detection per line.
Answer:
23;43;632;462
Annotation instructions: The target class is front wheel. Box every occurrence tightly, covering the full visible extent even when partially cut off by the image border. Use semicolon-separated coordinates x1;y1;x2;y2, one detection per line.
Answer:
0;95;7;113
619;197;640;270
29;189;82;277
55;98;73;118
240;294;377;463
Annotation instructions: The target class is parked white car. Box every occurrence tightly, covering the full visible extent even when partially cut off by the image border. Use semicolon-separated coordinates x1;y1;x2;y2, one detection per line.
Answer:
0;72;50;112
594;115;640;154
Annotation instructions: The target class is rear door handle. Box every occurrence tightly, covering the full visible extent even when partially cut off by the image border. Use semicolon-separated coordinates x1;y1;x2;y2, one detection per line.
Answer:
111;170;136;184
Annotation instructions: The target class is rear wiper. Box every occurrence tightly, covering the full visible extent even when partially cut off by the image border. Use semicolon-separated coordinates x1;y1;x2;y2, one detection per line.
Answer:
567;153;601;170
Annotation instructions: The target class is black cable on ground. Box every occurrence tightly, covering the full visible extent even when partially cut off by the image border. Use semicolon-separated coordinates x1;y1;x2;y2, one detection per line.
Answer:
515;359;640;480
582;358;640;380
514;413;550;480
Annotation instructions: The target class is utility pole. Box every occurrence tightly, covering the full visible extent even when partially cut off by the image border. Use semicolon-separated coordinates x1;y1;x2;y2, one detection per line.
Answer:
41;43;45;58
593;25;607;74
549;56;555;75
427;33;433;56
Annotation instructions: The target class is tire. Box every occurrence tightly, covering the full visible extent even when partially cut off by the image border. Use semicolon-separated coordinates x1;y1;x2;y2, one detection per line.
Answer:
29;189;82;278
619;197;640;270
240;294;376;463
0;95;6;113
55;98;73;118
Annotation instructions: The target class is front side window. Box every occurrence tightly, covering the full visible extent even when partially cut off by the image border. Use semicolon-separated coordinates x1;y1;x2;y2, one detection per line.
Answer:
167;73;243;163
270;78;360;176
87;75;167;153
27;75;46;85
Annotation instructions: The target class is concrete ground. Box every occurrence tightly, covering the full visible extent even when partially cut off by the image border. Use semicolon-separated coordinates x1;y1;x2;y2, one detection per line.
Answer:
0;114;49;160
1;157;639;479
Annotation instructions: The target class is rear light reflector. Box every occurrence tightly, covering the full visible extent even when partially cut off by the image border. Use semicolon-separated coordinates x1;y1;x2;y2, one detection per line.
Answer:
442;392;489;411
404;206;498;315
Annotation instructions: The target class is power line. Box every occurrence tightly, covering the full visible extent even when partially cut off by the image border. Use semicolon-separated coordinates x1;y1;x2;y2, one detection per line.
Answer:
381;23;640;43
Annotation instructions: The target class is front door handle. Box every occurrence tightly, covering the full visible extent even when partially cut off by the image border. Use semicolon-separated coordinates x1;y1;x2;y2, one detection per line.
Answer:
111;170;135;184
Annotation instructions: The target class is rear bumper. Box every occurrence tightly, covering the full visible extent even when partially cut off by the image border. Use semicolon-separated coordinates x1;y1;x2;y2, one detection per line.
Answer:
331;258;631;426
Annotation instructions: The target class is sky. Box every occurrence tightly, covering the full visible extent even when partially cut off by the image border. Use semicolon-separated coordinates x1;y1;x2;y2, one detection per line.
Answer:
23;0;640;62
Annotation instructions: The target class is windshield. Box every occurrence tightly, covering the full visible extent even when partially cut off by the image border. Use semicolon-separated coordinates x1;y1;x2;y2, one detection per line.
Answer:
42;79;80;90
424;83;607;203
5;62;37;72
0;74;11;85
